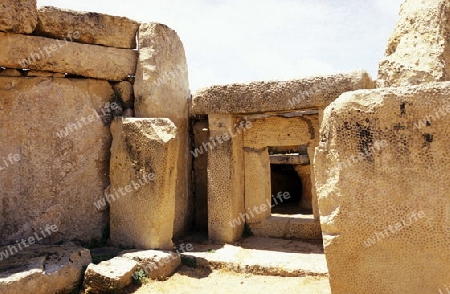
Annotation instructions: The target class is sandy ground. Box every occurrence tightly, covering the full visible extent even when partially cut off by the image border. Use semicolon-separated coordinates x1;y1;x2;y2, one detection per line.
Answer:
127;265;331;294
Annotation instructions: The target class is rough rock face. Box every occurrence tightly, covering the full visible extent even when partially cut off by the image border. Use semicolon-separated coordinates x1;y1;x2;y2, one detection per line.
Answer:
378;0;450;87
0;245;91;294
83;257;138;293
0;32;137;81
315;83;450;293
134;23;191;237
110;118;179;250
36;6;140;49
0;0;37;34
0;77;112;244
191;70;374;115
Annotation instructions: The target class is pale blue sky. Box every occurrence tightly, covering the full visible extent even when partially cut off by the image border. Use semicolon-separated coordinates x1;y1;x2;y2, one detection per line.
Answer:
37;0;403;91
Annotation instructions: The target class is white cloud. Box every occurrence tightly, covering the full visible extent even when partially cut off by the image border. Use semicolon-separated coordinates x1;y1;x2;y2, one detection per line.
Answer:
37;0;401;91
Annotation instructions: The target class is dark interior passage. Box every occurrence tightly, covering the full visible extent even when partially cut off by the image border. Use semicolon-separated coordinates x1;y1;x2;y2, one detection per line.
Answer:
270;164;304;215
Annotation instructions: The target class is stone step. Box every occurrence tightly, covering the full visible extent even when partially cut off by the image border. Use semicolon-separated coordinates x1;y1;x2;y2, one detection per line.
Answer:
180;236;328;277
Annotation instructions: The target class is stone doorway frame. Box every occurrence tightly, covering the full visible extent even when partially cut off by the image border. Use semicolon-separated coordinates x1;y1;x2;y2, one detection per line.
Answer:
207;111;321;243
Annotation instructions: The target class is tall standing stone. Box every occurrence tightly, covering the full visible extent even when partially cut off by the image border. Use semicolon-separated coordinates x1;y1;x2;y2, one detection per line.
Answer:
134;23;191;238
378;0;450;87
110;118;179;250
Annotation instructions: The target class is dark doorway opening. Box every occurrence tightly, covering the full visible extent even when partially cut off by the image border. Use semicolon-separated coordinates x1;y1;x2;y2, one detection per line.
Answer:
270;164;304;215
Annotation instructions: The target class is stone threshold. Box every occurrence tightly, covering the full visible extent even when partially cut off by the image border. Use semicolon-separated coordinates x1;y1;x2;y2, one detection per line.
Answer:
249;214;323;240
180;236;327;278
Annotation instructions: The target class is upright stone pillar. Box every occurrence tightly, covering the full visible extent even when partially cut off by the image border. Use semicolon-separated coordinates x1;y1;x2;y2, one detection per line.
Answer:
134;23;191;237
110;118;179;250
208;115;245;242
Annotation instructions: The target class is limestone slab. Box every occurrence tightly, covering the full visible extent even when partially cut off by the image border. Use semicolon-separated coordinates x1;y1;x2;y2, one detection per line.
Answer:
0;0;37;34
110;118;179;250
191;70;374;115
0;32;137;81
315;82;450;293
182;239;327;277
120;250;181;280
36;6;140;49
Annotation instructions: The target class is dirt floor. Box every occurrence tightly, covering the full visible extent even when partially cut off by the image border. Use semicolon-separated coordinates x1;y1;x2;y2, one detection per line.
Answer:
126;265;331;294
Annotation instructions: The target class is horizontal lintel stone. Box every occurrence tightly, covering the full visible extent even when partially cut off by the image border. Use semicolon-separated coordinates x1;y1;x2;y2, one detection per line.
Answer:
191;70;374;115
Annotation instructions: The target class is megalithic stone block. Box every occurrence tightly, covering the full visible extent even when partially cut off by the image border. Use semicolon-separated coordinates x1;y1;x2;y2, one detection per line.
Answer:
110;118;179;250
315;82;450;294
35;6;140;49
134;22;191;237
0;32;137;81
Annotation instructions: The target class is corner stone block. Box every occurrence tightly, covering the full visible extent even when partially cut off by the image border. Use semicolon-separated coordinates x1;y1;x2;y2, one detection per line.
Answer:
110;118;179;250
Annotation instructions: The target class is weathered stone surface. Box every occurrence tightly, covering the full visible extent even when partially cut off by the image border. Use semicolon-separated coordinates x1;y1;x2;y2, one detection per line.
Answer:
36;6;140;49
378;0;450;87
0;245;91;294
120;250;181;280
0;77;113;244
0;32;137;81
134;23;189;122
110;118;179;250
0;69;21;77
83;257;137;293
0;0;37;34
134;23;191;238
315;82;450;293
191;70;374;115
